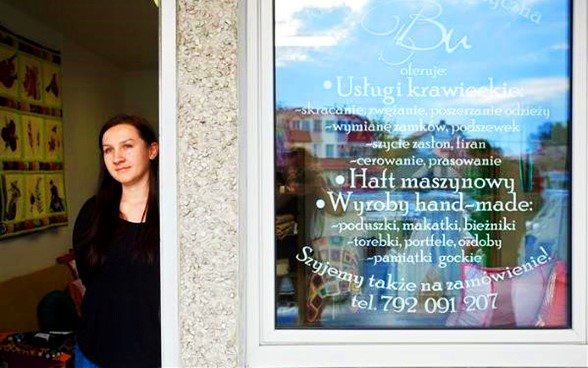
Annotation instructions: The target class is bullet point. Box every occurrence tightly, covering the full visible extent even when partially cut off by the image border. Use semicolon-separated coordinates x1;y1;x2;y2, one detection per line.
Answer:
335;175;345;185
316;199;326;209
323;80;332;90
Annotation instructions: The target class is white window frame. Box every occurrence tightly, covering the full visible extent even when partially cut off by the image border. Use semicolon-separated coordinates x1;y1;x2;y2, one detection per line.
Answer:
242;0;588;366
159;0;181;367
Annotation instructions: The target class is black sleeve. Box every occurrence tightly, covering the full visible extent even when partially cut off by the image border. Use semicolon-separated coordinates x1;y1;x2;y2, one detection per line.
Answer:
73;197;96;287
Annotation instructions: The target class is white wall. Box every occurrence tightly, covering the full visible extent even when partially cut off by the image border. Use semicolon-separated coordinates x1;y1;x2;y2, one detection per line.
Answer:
123;70;159;126
0;1;124;281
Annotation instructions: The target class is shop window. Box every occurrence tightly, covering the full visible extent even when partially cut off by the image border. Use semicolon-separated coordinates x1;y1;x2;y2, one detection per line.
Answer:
244;0;587;366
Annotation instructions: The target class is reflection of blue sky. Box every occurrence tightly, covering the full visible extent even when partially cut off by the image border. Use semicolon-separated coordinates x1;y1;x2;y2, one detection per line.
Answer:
275;0;571;153
298;7;351;32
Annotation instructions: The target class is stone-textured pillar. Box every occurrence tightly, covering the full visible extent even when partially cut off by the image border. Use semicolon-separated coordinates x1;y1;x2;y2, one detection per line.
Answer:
177;0;239;366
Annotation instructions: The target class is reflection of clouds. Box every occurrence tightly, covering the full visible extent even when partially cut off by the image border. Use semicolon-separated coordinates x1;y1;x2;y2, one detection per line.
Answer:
474;0;546;8
513;77;569;102
518;0;547;6
276;0;370;64
276;48;311;67
514;42;570;64
433;0;546;9
277;35;341;48
452;77;568;106
550;43;569;51
443;0;477;6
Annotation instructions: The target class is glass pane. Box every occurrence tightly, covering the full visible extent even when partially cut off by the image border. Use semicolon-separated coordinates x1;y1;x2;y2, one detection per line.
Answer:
274;0;571;329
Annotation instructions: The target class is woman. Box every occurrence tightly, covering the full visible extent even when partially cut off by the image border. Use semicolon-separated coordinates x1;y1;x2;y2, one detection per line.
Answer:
73;114;160;367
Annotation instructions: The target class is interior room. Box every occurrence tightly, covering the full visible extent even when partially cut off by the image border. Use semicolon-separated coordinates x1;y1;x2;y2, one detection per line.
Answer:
0;0;158;281
0;0;158;363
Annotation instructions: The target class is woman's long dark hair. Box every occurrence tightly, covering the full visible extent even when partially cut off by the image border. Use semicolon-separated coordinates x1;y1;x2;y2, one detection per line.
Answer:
83;114;159;269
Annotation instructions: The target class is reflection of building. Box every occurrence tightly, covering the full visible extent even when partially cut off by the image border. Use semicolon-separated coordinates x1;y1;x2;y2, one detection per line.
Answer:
275;111;570;325
276;108;377;184
518;122;570;265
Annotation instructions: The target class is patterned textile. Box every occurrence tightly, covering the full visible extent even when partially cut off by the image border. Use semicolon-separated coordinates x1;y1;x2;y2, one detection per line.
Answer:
276;214;295;239
0;331;73;368
306;236;361;322
0;25;67;239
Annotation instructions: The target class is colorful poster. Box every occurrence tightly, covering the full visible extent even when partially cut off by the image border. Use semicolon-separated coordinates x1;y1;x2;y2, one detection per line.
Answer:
0;24;67;239
46;172;66;214
274;0;570;329
42;62;61;107
19;54;42;104
25;174;45;219
2;173;24;222
45;119;63;162
0;110;20;160
0;44;17;98
22;114;44;161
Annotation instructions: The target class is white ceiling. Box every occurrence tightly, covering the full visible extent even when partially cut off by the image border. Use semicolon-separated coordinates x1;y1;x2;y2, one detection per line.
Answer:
1;0;158;71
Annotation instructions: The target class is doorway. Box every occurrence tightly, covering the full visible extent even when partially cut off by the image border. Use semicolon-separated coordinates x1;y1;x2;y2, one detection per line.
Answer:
0;0;177;365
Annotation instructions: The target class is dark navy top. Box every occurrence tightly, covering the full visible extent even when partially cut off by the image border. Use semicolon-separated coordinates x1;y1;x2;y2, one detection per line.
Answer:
73;198;161;368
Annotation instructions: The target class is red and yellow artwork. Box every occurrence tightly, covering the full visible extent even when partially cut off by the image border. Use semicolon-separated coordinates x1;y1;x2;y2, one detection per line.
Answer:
0;25;67;239
0;45;17;97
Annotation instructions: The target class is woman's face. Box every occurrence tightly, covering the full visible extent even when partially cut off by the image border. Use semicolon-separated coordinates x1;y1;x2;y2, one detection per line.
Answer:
102;123;158;187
